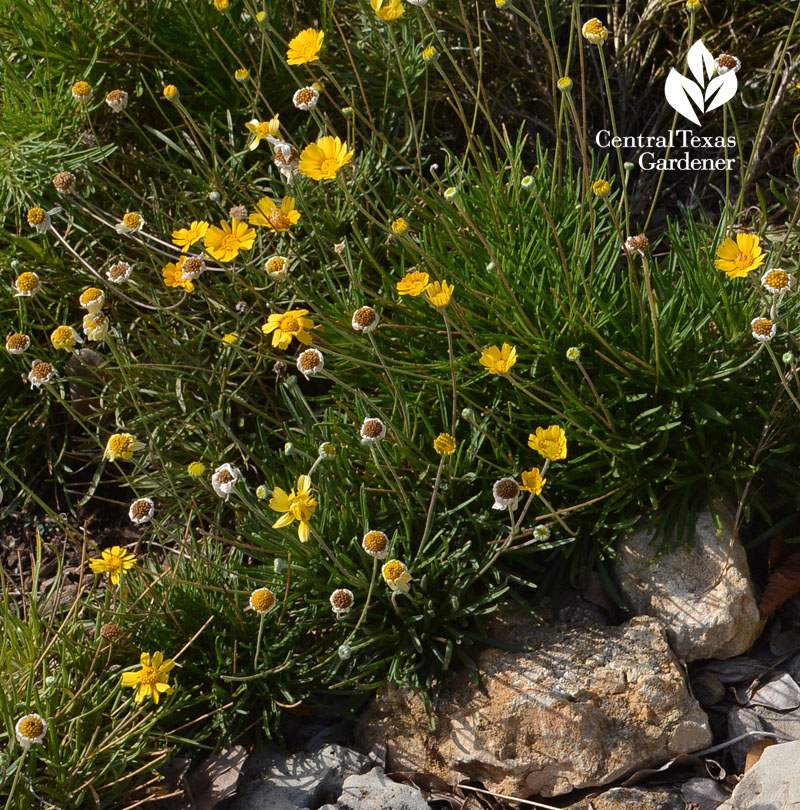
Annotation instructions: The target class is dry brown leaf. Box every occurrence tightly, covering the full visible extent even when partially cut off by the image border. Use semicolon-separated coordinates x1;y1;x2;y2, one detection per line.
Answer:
758;551;800;619
743;738;777;773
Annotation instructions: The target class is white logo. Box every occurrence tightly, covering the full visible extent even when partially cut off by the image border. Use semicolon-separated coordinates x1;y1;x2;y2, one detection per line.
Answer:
664;40;738;126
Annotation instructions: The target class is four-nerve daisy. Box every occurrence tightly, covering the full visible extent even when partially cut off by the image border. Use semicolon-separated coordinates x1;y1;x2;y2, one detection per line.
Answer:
204;219;256;263
89;546;137;585
715;233;766;279
172;220;209;251
270;474;318;543
480;343;517;375
262;309;315;350
528;425;567;461
249;196;301;231
121;651;175;705
299;136;354;181
287;28;324;65
245;117;281;150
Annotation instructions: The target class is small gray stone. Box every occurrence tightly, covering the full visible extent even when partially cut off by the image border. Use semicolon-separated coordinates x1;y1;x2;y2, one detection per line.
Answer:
318;767;430;810
616;503;762;662
718;741;800;809
229;744;370;810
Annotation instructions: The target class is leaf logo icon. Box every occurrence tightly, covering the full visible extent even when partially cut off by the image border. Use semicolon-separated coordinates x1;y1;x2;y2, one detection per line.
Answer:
664;40;738;125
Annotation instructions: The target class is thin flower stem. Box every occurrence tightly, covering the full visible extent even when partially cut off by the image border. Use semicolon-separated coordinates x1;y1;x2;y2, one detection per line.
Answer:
575;360;616;432
309;526;360;584
368;332;408;431
253;611;266;669
475;505;517;579
443;312;458;432
417;456;445;560
640;254;661;386
766;342;800;413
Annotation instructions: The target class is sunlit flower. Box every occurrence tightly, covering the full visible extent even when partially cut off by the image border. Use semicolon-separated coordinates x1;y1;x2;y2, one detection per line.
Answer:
425;280;454;308
107;260;133;283
222;332;239;344
422;46;437;61
72;80;92;102
15;714;47;750
262;309;315;350
391;217;408;234
79;287;105;313
528;425;567;461
480;343;517;375
566;346;581;362
751;317;776;342
371;0;404;20
520;468;546;495
50;325;82;351
249;196;301;231
120;651;175;705
492;477;520;510
89;546;137;585
265;255;290;280
27;206;52;233
245;116;281;150
14;272;41;297
381;559;412;593
104;433;145;462
287;28;324;65
360;417;386;444
28;360;55;388
293;87;320;110
299;136;354;182
362;530;389;559
82;312;109;342
188;461;206;477
433;433;456;455
6;333;30;355
172;220;210;252
249;587;276;614
163;256;196;292
106;89;129;112
163;84;179;101
582;18;609;45
761;268;793;295
212;462;240;500
129;497;155;525
330;588;355;615
592;179;611;196
214;0;230;10
297;348;325;379
204;219;256;262
352;306;379;333
181;256;205;280
714;54;741;75
234;67;249;81
396;270;430;296
115;212;144;234
53;171;77;194
715;233;766;279
270;474;317;543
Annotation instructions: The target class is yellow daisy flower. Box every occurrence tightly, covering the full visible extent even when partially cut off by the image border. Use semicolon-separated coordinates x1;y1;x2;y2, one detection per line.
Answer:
425;280;454;308
287;28;324;65
104;433;145;462
592;179;611;196
298;136;354;181
714;233;767;279
261;309;316;350
249;196;301;231
381;559;412;593
433;433;456;455
172;220;209;252
245;116;280;150
479;343;517;375
396;270;430;296
371;0;404;20
527;425;567;461
188;461;206;476
162;256;196;292
204;219;256;263
520;468;546;494
120;651;175;705
88;546;137;585
391;217;409;234
269;474;318;543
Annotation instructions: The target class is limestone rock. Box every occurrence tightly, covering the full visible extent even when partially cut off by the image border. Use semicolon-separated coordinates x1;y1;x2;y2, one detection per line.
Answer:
616;504;762;662
228;744;370;810
356;615;711;798
727;706;800;772
566;786;684;810
718;741;800;809
318;767;430;810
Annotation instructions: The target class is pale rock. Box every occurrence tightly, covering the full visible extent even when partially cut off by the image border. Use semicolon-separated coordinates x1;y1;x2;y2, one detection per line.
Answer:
616;504;762;662
566;786;684;809
318;767;430;810
718;741;800;809
356;615;711;798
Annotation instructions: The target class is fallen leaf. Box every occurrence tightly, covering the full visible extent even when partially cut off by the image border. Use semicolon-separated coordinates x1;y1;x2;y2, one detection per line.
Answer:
759;551;800;619
748;673;800;711
744;738;777;773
